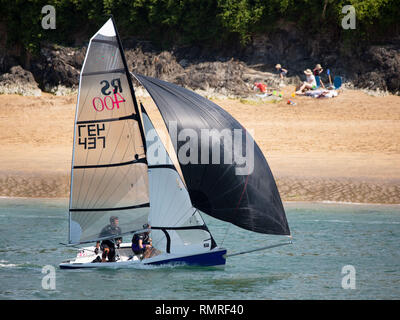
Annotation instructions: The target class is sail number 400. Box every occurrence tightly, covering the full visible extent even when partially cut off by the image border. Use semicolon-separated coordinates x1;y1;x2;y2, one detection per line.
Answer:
92;93;125;112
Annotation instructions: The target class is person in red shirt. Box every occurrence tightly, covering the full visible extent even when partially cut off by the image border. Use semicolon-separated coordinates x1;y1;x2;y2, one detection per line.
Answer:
253;82;267;93
313;64;325;88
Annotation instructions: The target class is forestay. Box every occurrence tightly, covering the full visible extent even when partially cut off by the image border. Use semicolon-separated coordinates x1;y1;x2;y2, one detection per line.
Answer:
69;19;149;244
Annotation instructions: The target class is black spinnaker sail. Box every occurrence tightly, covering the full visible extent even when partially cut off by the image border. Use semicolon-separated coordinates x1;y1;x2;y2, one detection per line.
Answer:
134;74;290;236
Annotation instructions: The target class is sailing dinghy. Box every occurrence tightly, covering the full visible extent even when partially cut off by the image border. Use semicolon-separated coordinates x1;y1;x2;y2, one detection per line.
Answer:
59;18;291;269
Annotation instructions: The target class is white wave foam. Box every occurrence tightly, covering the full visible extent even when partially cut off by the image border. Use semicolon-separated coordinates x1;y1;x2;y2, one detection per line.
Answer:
0;260;19;268
304;219;351;223
304;219;400;225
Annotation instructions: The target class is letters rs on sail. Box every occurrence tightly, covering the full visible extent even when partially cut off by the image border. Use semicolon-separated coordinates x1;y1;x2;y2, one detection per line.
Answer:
92;78;126;112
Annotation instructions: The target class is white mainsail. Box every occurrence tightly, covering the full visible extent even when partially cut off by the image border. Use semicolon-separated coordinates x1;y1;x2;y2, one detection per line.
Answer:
69;19;149;244
141;107;215;255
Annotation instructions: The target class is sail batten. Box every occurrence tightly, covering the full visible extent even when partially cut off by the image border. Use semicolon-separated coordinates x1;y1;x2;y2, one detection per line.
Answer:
73;157;146;169
69;203;150;212
91;39;119;46
76;113;138;124
82;68;125;77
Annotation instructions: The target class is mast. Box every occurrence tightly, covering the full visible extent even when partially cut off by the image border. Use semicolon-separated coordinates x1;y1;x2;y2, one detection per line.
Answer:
110;16;147;154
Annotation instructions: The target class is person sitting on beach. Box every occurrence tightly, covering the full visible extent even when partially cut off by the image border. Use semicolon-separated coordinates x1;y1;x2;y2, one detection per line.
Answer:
94;216;122;263
275;64;288;79
296;69;317;94
131;223;153;259
313;64;325;88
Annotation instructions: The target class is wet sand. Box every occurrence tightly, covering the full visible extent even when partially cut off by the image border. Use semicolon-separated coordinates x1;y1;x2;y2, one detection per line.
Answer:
0;87;399;204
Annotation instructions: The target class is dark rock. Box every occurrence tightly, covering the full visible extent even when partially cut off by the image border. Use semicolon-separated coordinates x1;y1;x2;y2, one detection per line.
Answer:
30;43;85;92
127;47;255;96
354;71;387;91
126;49;184;81
2;25;399;96
0;51;19;74
179;60;250;95
0;65;41;96
351;45;400;93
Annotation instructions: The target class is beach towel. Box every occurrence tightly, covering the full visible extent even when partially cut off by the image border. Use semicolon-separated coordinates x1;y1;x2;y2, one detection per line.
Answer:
305;89;338;98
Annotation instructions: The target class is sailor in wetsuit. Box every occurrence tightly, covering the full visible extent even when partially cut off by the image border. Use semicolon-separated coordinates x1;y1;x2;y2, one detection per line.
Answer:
131;223;152;259
94;216;122;263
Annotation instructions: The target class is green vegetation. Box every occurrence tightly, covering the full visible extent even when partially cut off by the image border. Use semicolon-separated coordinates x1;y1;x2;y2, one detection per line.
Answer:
1;0;399;55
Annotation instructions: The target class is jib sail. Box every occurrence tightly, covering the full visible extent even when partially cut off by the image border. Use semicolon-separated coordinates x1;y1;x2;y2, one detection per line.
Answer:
141;105;216;254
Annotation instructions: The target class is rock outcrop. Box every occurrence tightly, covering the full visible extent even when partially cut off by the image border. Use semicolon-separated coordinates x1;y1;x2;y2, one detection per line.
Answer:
353;46;400;93
30;43;85;94
0;65;41;96
1;26;399;96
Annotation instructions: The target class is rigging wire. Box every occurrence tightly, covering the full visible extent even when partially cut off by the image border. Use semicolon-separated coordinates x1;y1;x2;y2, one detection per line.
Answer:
220;224;231;247
225;240;292;258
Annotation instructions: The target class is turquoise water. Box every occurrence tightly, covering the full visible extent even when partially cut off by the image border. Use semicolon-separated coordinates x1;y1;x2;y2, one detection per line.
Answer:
0;198;399;300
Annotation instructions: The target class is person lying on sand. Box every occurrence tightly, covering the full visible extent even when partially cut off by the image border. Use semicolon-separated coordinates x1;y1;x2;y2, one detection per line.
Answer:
296;69;317;94
304;88;339;98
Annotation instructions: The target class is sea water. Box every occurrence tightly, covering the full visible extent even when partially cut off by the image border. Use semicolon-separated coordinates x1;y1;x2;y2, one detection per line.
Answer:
0;198;399;300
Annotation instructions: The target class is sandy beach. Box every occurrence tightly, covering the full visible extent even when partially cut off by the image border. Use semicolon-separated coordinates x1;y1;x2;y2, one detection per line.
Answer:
0;87;399;204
